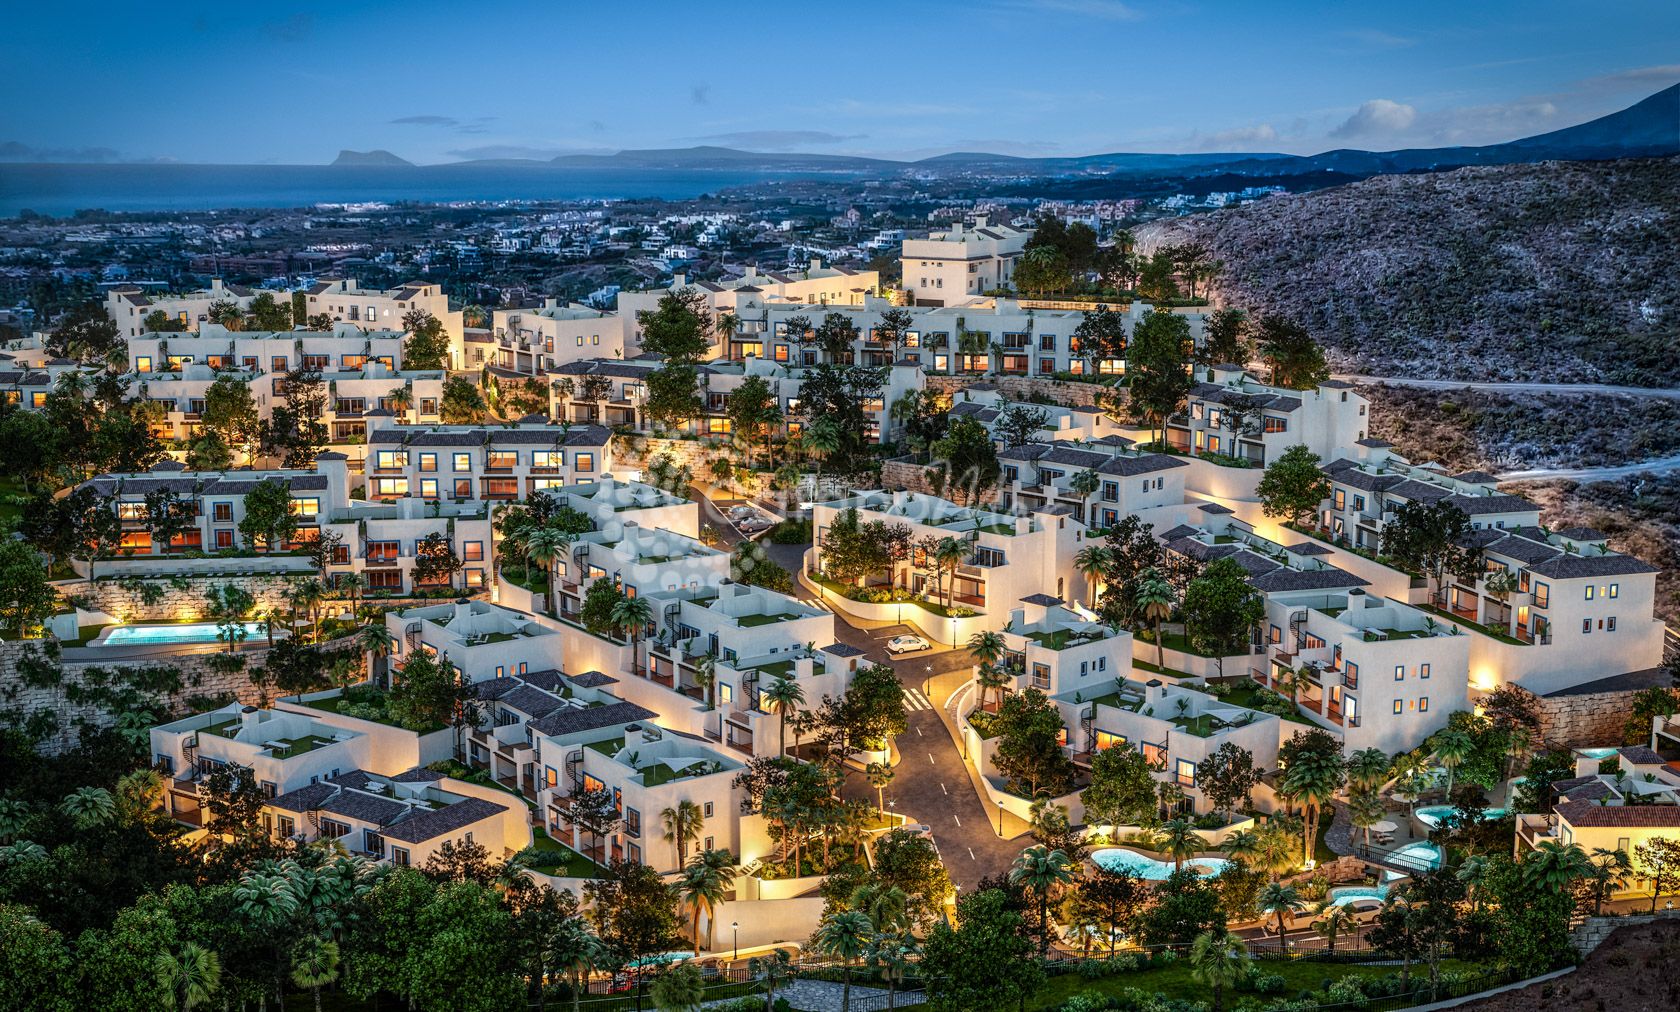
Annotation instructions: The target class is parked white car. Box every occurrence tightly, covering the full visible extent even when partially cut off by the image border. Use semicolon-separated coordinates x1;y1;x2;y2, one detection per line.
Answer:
885;634;931;654
1313;897;1384;928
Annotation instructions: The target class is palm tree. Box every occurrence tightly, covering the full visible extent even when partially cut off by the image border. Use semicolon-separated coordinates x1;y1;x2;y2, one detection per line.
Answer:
525;525;571;608
805;413;844;488
749;950;794;1012
975;663;1010;715
1431;729;1474;799
386;384;414;423
1347;788;1386;849
338;571;366;621
1523;840;1593;893
1074;544;1113;608
1280;749;1345;866
1222;828;1261;867
1254;820;1299;881
762;676;806;755
680;849;736;956
114;768;165;823
357;624;394;685
1587;847;1632;915
1257;883;1303;950
866;932;920;1011
1134;569;1175;672
612;594;654;657
1159;818;1207;872
289;936;339;1012
662;800;704;872
59;786;116;829
1346;748;1392;792
1189;929;1250;1012
155;942;222;1011
814;910;872;1012
932;537;966;610
1457;855;1491;913
650;962;705;1012
235;872;300;1008
1390;750;1432;817
547;918;608;1012
865;762;896;816
967;630;1007;708
1311;902;1354;954
1010;845;1076;955
694;651;719;710
849;882;911;933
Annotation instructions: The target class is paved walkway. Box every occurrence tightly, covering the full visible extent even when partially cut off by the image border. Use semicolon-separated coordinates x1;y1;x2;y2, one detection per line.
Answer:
726;979;923;1011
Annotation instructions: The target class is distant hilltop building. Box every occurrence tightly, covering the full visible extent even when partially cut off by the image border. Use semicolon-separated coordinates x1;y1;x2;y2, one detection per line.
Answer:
900;215;1032;307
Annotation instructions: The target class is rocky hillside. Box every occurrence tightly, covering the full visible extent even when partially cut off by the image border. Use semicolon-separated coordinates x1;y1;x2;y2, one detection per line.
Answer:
1139;156;1680;384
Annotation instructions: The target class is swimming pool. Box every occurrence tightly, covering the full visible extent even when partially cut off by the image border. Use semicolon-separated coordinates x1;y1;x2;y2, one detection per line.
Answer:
1415;805;1507;829
1390;842;1443;871
1327;885;1387;906
1574;747;1618;760
95;622;270;647
1091;848;1231;880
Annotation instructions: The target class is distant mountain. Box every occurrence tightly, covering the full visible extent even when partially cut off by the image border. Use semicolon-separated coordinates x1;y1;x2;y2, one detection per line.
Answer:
1137;155;1680;385
331;149;413;167
546;145;901;172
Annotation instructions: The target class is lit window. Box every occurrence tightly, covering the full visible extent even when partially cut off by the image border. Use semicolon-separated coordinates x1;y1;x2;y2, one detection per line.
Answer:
1393;700;1403;715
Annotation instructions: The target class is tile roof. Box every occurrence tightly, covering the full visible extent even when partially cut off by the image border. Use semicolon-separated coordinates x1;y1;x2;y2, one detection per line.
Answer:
1355;437;1393;447
382;797;511;844
566;670;617;688
1284;542;1333;556
1248;567;1369;593
823;642;866;657
268;781;338;813
1450;470;1501;484
1542;667;1669;698
319;790;410;826
1555;801;1680;828
1019;593;1063;606
1196;503;1234;514
1095;453;1187;477
1526;553;1659;579
1619;746;1665;765
1442;492;1537;516
1555;526;1608;541
498;684;566;720
528;700;656;737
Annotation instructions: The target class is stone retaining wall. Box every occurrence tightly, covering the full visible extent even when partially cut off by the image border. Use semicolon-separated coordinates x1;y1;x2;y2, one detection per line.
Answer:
879;458;1004;505
1520;685;1650;748
931;373;1124;409
1569;908;1680;955
72;572;301;623
614;434;768;497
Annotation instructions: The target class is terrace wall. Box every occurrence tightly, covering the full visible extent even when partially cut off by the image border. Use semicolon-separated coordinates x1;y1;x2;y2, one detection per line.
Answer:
932;373;1123;410
1520;684;1649;748
72;571;301;622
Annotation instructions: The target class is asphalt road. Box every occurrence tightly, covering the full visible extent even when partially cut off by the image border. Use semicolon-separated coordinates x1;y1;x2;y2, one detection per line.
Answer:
1337;375;1680;400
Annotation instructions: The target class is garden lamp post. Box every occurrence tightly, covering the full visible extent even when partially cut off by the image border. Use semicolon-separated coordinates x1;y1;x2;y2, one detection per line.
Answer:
732;921;739;961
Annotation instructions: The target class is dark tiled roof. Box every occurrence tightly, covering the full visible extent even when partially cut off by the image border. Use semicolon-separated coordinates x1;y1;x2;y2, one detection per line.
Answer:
1450;470;1501;484
519;669;568;693
498;684;565;720
383;797;511;844
1482;534;1560;565
1543;667;1668;697
1619;746;1665;765
1555;801;1680;828
1158;524;1202;541
319;790;410;826
268;781;338;813
566;670;617;688
1386;479;1453;503
1019;593;1063;606
1334;469;1406;493
1036;504;1076;516
528;700;656;737
1284;542;1333;556
391;768;445;783
1196;502;1234;514
823;642;866;657
1527;553;1658;579
1095;453;1187;477
1249;567;1369;593
471;676;520;700
1356;437;1392;448
1555;526;1607;541
1442;493;1536;516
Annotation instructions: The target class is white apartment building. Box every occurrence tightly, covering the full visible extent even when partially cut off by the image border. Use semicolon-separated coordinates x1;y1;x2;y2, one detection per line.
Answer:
385;599;564;684
126;323;410;376
1321;452;1541;553
617;262;880;357
106;279;264;338
901;217;1032;306
491;301;627;374
1000;596;1132;701
363;421;615;502
998;442;1189;530
812;491;1087;631
301;279;462;363
1169;366;1372;466
319;495;495;598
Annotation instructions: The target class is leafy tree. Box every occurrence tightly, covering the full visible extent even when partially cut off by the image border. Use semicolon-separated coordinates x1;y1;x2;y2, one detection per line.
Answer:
921;888;1043;1012
871;307;916;351
814;312;860;362
413;531;463;589
1139;869;1225;946
1182;557;1265;671
1073;305;1127;369
579;578;625;638
871;829;954;928
725;375;782;468
200;374;261;462
994;404;1049;448
1255;315;1329;389
1257;445;1332;529
1624;686;1679;745
387;649;467;732
584;859;683;963
1126;309;1194;444
406;880;521;1012
143;309;187;333
1009;845;1075;954
440;375;487;424
796;364;886;475
262;369;329;467
1082;744;1159;829
46;302;121;364
0;528;57;637
837;663;909;752
1634;837;1680;913
202;763;270;854
237;478;299;552
992;687;1074;799
644;364;703;430
1198;308;1251;366
649;962;704;1012
1382;500;1481;599
1198;742;1261;821
1278;726;1345;865
928;416;1000;507
245;292;292;331
1076;864;1147;957
636;288;713;363
401;309;452;370
0;905;74;1012
1014;245;1071;295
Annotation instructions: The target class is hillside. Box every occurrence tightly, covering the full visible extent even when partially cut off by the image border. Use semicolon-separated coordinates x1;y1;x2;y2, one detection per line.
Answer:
331;149;413;167
1139;156;1680;384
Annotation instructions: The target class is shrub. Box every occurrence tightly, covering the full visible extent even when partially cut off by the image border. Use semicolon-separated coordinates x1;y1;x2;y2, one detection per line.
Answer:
1252;973;1287;995
768;518;813;544
1061;993;1115;1012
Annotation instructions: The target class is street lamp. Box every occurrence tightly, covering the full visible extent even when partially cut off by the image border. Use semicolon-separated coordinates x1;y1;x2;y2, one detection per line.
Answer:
732;921;739;961
996;798;1004;834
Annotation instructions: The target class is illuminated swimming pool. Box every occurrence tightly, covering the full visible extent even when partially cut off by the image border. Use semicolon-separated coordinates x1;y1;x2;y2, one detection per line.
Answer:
95;622;269;647
1575;747;1618;760
1391;842;1443;870
1415;805;1507;829
1328;885;1387;906
1091;848;1231;880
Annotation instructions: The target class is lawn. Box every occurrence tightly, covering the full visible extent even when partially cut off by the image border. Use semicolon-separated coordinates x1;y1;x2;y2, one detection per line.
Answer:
0;476;25;525
1025;957;1489;1010
425;758;537;810
1422;605;1529;646
500;564;551;594
527;828;603;879
737;612;798;627
1212;681;1314;726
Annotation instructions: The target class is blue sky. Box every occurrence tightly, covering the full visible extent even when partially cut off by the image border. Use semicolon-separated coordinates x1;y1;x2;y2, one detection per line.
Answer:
4;0;1677;164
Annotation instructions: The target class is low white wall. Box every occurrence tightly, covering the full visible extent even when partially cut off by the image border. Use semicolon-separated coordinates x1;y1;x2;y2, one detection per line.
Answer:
707;896;825;951
494;571;543;615
1131;639;1254;680
737;871;828;902
1180;458;1265;502
274;689;458;769
797;567;991;645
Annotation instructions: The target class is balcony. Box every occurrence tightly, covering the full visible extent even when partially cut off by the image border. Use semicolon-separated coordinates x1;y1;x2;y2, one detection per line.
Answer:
1516;814;1558;848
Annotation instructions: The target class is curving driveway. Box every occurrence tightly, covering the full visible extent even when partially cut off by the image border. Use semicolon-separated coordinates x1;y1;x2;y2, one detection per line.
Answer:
1337;374;1680;400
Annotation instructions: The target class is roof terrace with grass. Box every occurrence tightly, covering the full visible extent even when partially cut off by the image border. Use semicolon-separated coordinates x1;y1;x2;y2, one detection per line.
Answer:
151;703;366;782
583;724;740;792
1071;678;1282;769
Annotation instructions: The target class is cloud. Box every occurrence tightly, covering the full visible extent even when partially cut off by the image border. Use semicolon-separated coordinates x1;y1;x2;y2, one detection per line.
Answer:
690;84;710;106
1339;28;1415;49
1573;64;1680;95
392;115;459;127
444;144;614;161
1423;99;1559;144
997;0;1141;21
1330;99;1417;139
391;115;497;135
262;14;314;43
1185;123;1279;151
689;130;867;150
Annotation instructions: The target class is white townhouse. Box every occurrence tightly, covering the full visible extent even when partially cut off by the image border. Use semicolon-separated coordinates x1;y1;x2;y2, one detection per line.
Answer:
900;216;1031;306
301;279;462;365
1319;451;1540;553
617;262;880;358
265;767;529;868
363;422;616;502
385;599;565;685
126;323;411;377
490;301;628;374
106;279;264;338
1168;366;1372;467
999;596;1133;701
812;490;1087;632
318;494;495;598
998;442;1189;529
951;388;1133;444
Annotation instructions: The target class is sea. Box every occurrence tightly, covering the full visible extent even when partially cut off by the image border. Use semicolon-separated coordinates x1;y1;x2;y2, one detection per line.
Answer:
0;163;856;216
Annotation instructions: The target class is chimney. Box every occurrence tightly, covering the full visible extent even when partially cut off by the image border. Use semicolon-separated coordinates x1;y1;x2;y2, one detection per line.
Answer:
399;496;425;519
452;600;472;625
809;257;822;273
1014;515;1032;536
672;272;687;288
623;723;642;753
1347;588;1369;610
239;704;259;731
1145;679;1167;705
795;656;814;680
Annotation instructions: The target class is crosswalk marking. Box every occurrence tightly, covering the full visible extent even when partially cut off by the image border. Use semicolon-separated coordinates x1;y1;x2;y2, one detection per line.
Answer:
902;687;933;711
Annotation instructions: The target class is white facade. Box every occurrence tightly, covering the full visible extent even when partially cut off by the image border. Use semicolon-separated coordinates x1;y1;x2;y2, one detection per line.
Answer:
900;217;1031;307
